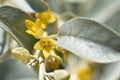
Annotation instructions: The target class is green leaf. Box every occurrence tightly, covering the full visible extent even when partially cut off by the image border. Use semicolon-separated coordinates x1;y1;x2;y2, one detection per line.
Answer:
61;12;77;21
86;0;120;23
26;0;48;12
1;58;37;80
57;17;120;63
48;0;65;13
64;0;96;16
0;30;9;54
100;62;120;80
0;6;37;52
105;11;120;34
46;22;58;35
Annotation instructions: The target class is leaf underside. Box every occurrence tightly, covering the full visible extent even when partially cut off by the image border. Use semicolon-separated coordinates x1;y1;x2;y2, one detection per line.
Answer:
57;17;120;63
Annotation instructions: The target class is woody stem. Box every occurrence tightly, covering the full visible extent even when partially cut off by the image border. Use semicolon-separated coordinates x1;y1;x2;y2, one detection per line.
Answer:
39;57;46;80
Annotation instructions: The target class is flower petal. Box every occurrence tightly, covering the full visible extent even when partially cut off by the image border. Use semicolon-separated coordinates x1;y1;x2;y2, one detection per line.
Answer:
25;20;35;30
48;14;56;23
35;18;41;28
43;50;51;58
35;9;56;29
34;41;43;50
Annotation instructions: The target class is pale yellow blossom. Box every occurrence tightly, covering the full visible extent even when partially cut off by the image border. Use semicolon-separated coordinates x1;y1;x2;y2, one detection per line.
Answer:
56;47;70;61
34;36;56;58
76;64;92;80
35;9;56;29
25;19;43;39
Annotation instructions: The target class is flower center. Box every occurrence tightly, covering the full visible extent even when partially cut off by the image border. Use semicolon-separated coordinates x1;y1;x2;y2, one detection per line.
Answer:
40;37;56;51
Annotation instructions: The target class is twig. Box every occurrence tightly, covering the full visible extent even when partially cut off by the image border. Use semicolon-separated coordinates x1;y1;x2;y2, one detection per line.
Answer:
30;55;39;61
39;57;45;80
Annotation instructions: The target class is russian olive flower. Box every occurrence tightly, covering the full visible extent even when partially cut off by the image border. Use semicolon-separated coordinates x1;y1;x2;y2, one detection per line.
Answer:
34;36;56;58
35;9;56;29
76;63;92;80
25;19;43;39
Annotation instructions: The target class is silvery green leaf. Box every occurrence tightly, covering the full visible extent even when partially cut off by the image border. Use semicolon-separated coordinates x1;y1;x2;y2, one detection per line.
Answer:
105;11;120;34
64;0;96;16
0;6;37;52
57;17;120;63
48;0;66;13
26;0;48;12
61;12;77;21
100;61;120;80
0;29;9;54
86;0;120;23
2;58;37;80
104;13;120;79
46;22;58;35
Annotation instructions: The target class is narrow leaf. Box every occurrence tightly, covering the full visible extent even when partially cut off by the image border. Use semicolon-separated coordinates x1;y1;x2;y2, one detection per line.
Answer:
100;62;120;80
86;0;120;23
0;6;37;52
105;11;120;34
0;30;9;54
26;0;48;12
57;17;120;63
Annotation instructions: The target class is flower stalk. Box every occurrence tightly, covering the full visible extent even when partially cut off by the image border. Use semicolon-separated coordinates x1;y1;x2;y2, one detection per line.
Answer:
39;57;46;80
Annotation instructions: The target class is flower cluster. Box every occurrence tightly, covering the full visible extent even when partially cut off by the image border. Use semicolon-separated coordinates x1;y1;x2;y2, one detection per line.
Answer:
25;9;56;58
11;7;70;73
35;9;56;29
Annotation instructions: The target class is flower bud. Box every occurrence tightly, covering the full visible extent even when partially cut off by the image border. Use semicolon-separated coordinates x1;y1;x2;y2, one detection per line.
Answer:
53;70;70;80
11;47;30;63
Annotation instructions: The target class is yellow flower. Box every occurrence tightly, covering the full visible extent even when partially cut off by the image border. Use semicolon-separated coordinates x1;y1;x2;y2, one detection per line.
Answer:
35;9;56;29
56;47;70;61
45;54;62;71
77;64;92;80
25;19;43;39
34;36;56;58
